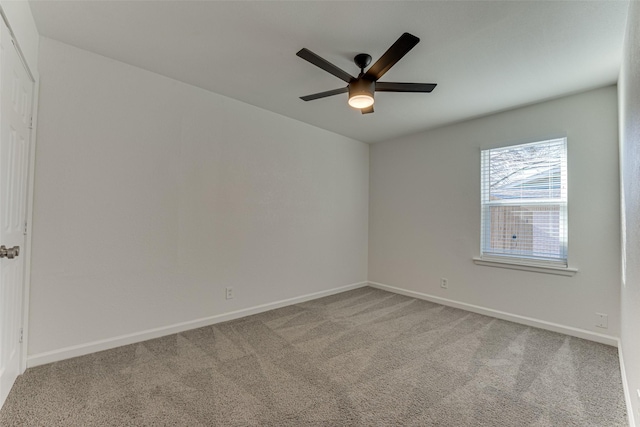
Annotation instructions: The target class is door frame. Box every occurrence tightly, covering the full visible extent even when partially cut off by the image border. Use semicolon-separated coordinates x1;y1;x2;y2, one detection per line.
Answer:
0;6;39;374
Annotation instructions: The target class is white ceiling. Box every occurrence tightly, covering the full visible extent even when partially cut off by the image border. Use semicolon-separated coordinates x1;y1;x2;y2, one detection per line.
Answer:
29;1;629;143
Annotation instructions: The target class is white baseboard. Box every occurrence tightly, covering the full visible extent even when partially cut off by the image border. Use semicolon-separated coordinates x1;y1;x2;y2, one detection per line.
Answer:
368;281;618;347
26;279;620;365
27;281;368;368
619;343;637;427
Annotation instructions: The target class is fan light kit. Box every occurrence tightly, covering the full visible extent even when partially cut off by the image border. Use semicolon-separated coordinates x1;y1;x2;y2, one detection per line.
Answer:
348;95;374;109
296;33;437;114
348;79;375;109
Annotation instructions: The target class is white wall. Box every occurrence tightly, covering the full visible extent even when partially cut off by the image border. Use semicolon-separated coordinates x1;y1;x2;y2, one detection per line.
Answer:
619;0;640;423
369;86;621;340
29;37;368;359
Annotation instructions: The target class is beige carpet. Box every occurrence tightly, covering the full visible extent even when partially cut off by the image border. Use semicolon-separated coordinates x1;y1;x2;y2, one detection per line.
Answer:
0;287;627;426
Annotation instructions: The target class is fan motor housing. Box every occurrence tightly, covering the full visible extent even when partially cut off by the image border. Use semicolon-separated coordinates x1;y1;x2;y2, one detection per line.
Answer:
349;79;375;100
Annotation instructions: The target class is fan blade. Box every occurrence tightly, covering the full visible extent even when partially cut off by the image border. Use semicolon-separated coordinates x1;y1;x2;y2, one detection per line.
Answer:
361;105;374;114
375;82;437;93
364;33;420;81
300;86;348;101
297;48;355;83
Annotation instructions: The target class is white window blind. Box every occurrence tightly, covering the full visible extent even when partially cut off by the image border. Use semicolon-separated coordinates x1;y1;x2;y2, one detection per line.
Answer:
481;138;568;266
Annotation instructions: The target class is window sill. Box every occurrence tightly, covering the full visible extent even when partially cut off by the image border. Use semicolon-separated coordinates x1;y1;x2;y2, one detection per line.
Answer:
472;257;578;276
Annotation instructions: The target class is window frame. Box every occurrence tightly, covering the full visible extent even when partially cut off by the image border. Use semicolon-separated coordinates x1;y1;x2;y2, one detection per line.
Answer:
475;137;576;275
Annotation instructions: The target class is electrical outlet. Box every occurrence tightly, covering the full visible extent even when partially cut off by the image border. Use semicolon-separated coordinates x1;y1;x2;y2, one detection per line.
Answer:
595;313;608;329
440;278;448;289
225;287;234;300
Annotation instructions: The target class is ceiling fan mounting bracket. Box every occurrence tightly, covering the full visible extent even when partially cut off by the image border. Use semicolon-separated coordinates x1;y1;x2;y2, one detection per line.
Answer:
354;53;372;73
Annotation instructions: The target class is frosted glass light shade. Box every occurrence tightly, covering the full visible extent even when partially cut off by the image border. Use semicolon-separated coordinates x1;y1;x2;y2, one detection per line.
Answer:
348;94;374;109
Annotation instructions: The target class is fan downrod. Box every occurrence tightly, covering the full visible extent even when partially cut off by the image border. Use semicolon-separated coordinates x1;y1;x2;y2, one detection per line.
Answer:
354;54;372;73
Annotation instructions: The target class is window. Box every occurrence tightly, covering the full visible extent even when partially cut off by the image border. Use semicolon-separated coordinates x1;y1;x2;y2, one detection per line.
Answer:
480;138;567;267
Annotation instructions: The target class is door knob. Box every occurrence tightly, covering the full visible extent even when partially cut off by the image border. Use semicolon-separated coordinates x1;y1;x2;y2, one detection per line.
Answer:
0;245;20;259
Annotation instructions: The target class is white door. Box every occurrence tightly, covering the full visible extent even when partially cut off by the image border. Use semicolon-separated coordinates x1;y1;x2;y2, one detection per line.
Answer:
0;18;34;409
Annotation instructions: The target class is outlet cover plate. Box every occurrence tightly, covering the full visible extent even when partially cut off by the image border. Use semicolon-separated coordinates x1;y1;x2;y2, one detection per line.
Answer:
595;312;608;329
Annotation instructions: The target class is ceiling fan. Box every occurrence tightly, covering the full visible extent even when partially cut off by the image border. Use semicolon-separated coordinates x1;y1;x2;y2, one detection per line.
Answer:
296;33;437;114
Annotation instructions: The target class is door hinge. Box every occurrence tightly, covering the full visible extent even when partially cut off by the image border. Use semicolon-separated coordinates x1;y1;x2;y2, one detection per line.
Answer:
19;328;23;344
28;116;33;130
23;221;27;235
